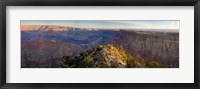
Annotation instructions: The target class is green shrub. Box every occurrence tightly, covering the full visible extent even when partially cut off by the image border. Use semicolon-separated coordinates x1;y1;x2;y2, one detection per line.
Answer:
96;45;103;51
146;61;160;68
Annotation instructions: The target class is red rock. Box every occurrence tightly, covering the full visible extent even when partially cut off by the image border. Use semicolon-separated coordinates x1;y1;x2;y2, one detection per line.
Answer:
21;25;68;31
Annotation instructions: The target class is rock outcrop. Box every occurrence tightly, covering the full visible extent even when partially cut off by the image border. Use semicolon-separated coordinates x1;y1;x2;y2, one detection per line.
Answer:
62;44;160;68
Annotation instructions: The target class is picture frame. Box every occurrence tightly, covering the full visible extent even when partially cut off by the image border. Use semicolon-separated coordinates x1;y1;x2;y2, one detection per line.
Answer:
0;0;199;89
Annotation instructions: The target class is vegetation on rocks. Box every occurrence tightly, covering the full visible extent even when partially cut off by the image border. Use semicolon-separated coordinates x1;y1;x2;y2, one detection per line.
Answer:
62;44;161;68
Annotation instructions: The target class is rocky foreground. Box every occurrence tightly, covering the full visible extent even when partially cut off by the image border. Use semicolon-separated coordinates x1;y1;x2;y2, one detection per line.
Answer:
62;44;160;68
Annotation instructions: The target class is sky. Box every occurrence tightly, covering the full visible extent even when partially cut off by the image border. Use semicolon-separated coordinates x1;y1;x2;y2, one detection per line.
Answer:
21;20;179;31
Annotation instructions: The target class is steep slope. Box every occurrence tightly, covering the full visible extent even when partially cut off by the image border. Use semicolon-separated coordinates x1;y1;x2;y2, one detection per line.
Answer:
112;30;179;67
62;44;160;68
21;39;84;68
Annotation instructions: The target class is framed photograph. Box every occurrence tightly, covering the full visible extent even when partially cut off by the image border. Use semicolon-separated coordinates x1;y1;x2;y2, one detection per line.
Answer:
0;0;199;89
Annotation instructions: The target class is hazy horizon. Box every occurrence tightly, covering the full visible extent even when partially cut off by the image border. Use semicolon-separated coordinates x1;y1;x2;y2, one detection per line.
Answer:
21;20;180;31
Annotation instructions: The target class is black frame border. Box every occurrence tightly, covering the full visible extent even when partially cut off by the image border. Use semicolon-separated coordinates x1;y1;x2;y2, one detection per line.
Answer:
0;0;199;89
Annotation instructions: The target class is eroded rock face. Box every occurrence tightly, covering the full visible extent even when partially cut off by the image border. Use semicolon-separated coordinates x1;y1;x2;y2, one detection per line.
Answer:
112;30;179;67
